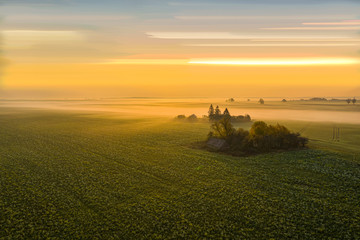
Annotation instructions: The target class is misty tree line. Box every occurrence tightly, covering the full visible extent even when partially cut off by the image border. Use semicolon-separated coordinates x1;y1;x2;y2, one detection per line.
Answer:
346;98;357;105
208;104;251;122
175;105;251;122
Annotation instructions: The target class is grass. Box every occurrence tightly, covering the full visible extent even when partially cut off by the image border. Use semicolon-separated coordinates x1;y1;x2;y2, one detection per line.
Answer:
0;107;359;239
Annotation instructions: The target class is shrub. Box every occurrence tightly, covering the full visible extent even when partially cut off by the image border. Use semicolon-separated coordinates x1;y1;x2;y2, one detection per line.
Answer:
207;120;308;154
210;117;235;139
175;115;186;120
187;114;198;121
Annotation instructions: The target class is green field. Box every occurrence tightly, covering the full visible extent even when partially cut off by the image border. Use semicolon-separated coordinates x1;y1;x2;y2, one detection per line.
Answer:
0;106;359;239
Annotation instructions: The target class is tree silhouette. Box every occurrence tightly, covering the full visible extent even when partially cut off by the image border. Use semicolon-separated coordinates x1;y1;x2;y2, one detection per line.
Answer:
210;117;235;139
208;104;214;117
223;108;230;116
259;98;265;104
352;98;357;105
188;114;198;121
215;105;221;116
282;99;287;102
346;98;351;104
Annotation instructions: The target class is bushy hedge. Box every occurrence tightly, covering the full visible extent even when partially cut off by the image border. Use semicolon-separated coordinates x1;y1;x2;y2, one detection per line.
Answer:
208;118;308;154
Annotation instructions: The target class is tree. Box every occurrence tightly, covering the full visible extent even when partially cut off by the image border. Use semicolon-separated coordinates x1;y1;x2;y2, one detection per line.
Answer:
346;98;351;104
210;117;235;139
176;115;186;120
352;98;357;105
215;105;221;116
259;98;265;104
281;99;287;102
208;104;214;117
223;108;230;116
188;114;198;121
249;121;268;136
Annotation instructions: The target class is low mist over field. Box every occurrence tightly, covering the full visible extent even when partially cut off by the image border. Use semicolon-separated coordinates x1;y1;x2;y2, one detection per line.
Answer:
1;98;360;124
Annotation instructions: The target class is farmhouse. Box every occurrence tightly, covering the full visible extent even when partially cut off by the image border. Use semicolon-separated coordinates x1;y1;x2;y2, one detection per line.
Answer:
206;138;229;151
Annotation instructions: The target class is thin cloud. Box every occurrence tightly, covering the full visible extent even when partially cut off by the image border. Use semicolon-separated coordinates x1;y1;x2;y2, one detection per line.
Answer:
189;58;360;66
175;15;355;20
185;43;359;47
169;0;360;5
5;15;133;21
102;57;360;66
252;39;360;42
146;32;354;40
303;20;360;26
102;59;188;65
262;27;360;30
2;30;84;49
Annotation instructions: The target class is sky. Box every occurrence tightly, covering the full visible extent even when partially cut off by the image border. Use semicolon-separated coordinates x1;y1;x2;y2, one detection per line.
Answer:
0;0;359;98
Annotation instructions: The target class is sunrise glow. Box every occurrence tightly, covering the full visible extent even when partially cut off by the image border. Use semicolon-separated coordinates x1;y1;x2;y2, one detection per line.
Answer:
1;0;360;98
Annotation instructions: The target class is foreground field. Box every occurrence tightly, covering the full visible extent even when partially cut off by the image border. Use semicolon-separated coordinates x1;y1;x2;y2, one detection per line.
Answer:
0;108;359;239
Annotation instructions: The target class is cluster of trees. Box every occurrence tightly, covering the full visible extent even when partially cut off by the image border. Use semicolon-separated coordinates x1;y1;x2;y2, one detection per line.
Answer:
306;97;357;104
175;114;198;121
208;105;251;122
208;118;308;154
346;98;357;105
309;97;327;101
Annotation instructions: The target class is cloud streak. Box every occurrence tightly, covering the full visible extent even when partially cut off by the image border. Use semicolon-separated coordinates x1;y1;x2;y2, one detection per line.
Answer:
5;15;133;21
175;15;355;20
146;32;355;40
102;58;360;66
185;43;359;47
2;30;84;49
303;20;360;25
252;39;360;42
189;58;360;66
261;27;360;30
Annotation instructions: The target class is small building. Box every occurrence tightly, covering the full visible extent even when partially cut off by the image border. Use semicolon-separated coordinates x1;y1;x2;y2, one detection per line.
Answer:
206;138;229;151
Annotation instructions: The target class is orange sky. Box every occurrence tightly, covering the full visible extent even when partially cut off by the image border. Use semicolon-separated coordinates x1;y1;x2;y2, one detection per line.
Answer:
0;1;359;98
2;62;359;98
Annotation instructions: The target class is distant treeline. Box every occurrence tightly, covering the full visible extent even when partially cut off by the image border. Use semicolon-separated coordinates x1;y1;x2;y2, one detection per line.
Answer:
208;104;251;122
207;118;308;155
299;97;357;104
175;105;251;123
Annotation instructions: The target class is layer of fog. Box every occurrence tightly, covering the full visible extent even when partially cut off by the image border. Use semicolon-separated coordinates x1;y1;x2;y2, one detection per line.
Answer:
1;98;360;124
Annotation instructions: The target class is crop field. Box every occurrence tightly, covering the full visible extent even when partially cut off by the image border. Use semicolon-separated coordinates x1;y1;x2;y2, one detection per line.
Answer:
0;106;360;239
